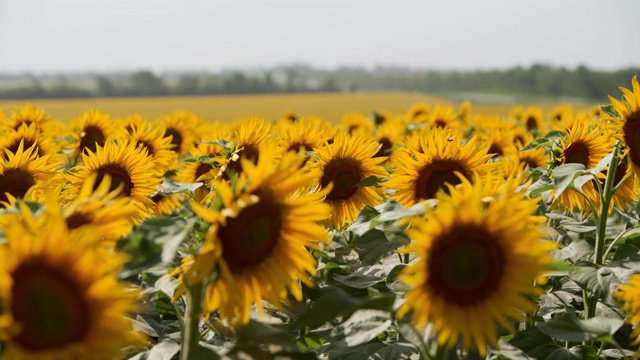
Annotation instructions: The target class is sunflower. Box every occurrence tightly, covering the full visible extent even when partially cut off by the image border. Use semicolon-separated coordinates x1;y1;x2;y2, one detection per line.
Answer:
373;120;403;160
277;116;333;155
172;149;330;325
69;109;116;158
407;103;431;123
521;107;545;136
126;122;177;173
552;116;615;214
0;141;59;208
0;205;143;359
517;135;550;171
225;117;281;178
62;140;161;223
341;112;374;136
58;174;137;247
151;193;184;215
3;104;51;132
607;76;640;178
158;111;203;157
0;122;58;158
613;274;640;357
429;105;459;130
115;114;149;137
315;132;388;228
477;127;518;160
385;128;496;207
595;153;639;213
397;175;556;356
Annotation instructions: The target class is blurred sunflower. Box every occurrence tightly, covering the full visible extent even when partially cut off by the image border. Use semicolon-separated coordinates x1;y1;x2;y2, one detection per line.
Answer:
0;141;58;208
521;107;545;136
225;118;280;178
151;193;184;216
407;103;431;123
552;117;614;214
386;128;496;207
3;104;51;131
607;76;640;178
341;112;374;136
127;123;177;173
373;121;403;160
397;175;556;356
316;132;387;228
172;149;330;324
277;116;332;155
159;111;203;157
429;105;458;130
0;123;58;158
62;140;160;223
613;274;640;358
70;109;115;157
0;206;143;359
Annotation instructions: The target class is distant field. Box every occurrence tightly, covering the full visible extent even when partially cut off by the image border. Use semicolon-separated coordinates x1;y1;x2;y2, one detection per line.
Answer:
0;92;594;123
0;92;451;123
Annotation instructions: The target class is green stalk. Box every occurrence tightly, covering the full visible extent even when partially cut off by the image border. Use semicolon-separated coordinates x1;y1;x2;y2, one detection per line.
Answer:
181;281;205;360
586;152;619;319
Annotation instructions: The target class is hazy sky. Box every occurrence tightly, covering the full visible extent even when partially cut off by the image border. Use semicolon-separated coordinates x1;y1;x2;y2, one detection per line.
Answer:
1;0;639;73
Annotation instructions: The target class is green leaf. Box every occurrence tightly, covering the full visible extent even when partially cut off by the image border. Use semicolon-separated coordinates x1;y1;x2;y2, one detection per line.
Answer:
587;150;614;175
552;163;586;201
353;229;407;265
510;327;559;359
291;287;395;330
355;175;383;188
600;104;619;119
491;340;536;360
546;345;597;360
230;320;315;359
522;137;555;152
527;175;554;197
332;266;387;289
570;264;622;301
375;200;426;223
386;264;410;293
537;313;624;342
347;205;381;236
328;309;393;347
297;333;325;351
155;178;202;197
325;341;416;360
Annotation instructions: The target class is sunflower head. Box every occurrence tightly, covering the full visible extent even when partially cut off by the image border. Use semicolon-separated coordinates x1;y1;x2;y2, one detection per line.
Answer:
397;173;556;356
613;274;640;357
521;106;545;136
0;205;144;359
172;149;330;324
407;103;431;122
0;122;58;158
158;111;204;157
70;109;116;157
607;76;640;178
4;104;51;132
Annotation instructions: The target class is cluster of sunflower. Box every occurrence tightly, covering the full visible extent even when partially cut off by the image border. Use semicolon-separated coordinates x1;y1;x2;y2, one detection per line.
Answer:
0;77;638;359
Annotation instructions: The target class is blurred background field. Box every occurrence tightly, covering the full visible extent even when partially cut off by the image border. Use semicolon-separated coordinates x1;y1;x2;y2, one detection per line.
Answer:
0;92;596;123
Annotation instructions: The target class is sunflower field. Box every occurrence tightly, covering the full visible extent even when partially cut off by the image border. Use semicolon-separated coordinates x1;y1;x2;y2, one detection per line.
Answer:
0;77;639;360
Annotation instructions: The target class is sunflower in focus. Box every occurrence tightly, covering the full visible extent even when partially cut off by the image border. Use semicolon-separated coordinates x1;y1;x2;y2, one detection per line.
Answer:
386;128;496;207
397;175;556;356
172;148;330;324
69;109;116;158
62;140;161;222
613;274;640;358
0;141;59;208
607;76;640;178
316;132;387;228
552;116;614;214
0;206;143;359
3;104;51;131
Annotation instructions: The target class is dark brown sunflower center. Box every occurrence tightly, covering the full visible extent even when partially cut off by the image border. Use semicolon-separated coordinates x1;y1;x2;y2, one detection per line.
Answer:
321;157;363;202
10;261;91;351
287;141;313;153
412;110;425;119
93;164;133;196
374;137;393;158
415;160;470;200
0;168;36;206
427;226;506;306
226;144;260;177
623;110;640;169
514;135;526;147
525;116;537;131
488;143;503;158
14;119;33;130
195;163;214;181
165;127;183;152
65;212;92;230
434;119;447;129
136;140;155;157
6;139;38;156
79;125;106;154
218;191;283;272
599;159;628;189
563;141;590;168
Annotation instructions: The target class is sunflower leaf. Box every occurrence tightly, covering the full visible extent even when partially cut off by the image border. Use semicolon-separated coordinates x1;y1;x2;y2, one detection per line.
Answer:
521;137;555;152
552;163;586;201
546;345;597;360
355;175;383;188
537;313;623;343
600;104;619;119
527;174;554;197
155;178;203;197
510;327;560;359
328;309;393;347
570;264;622;301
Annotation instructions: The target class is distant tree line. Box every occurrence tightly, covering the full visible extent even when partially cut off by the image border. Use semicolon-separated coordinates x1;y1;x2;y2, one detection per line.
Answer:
0;64;637;101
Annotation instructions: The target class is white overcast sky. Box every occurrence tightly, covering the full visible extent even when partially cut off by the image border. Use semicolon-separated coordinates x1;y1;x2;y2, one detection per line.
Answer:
0;0;639;73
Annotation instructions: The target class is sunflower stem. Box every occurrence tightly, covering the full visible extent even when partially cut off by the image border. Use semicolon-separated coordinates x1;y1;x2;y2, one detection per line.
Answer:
181;281;205;360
